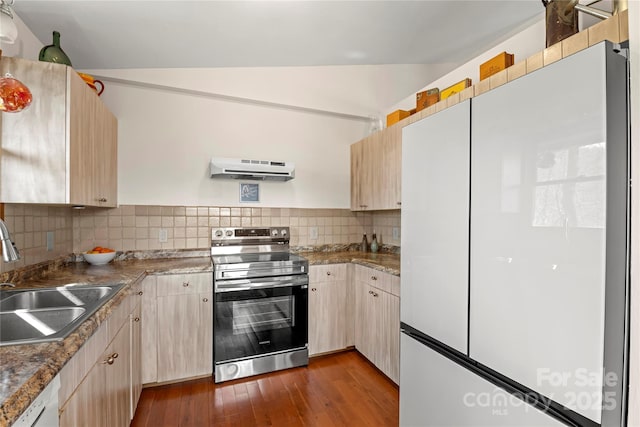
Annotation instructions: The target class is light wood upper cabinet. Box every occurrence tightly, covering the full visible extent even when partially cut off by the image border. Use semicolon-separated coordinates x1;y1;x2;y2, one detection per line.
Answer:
350;125;401;211
0;57;117;207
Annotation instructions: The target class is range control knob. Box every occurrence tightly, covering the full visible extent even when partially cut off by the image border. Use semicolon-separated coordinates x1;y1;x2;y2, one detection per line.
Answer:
271;229;279;236
214;229;223;238
280;229;288;236
225;229;233;237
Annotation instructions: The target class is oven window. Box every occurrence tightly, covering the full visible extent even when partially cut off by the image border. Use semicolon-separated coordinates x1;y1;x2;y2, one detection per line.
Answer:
232;296;294;334
214;285;308;363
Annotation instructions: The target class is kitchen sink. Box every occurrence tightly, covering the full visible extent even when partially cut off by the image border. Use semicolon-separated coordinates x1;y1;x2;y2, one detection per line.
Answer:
0;283;125;346
0;307;86;342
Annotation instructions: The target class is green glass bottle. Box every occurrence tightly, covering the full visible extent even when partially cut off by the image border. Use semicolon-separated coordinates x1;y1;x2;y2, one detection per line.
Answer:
39;31;72;66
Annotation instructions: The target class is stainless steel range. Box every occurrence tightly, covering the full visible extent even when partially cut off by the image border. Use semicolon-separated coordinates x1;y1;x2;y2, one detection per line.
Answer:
211;226;309;383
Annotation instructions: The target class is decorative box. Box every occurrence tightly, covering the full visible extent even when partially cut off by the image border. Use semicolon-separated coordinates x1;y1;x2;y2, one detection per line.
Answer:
386;110;411;127
440;78;472;101
479;52;515;81
416;88;440;112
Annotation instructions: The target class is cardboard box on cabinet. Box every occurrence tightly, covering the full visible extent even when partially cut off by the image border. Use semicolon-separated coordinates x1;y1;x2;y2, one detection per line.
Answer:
480;52;514;81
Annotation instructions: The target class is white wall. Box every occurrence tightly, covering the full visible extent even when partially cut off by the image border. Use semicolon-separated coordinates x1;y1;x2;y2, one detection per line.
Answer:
0;13;42;60
85;64;442;208
387;17;546;114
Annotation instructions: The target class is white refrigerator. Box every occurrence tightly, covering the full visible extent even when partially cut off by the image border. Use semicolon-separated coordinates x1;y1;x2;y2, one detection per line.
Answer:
400;41;629;427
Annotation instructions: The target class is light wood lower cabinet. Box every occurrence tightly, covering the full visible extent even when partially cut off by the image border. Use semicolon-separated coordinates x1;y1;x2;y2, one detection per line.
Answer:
130;294;142;418
60;305;132;427
354;266;400;384
308;264;349;355
59;281;142;427
140;275;158;384
142;272;213;384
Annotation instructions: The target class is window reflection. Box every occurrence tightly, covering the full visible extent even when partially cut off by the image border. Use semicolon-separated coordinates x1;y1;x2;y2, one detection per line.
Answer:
532;142;605;228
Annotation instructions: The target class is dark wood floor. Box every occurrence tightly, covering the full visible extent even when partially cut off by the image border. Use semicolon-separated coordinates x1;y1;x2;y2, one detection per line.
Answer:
131;350;399;427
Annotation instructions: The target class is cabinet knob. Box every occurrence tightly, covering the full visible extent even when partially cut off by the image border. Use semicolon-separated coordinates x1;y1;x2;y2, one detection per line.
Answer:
371;276;377;281
397;202;402;206
183;282;189;287
138;291;143;296
102;353;118;365
311;287;317;292
203;298;209;302
134;317;140;322
371;291;379;297
97;197;107;202
326;271;331;276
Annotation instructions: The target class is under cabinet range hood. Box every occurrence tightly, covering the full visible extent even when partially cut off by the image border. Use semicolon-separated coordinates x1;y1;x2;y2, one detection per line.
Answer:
210;157;295;181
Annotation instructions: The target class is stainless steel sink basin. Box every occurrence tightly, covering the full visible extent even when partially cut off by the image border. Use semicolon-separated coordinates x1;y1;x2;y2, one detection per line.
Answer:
0;286;113;311
0;307;86;342
0;283;125;346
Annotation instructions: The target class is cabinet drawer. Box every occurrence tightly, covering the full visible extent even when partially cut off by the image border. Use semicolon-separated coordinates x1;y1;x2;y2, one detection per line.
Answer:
355;265;400;297
156;272;212;296
309;264;347;283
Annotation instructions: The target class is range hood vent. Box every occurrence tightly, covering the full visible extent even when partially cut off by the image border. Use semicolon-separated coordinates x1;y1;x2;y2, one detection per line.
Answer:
210;157;295;181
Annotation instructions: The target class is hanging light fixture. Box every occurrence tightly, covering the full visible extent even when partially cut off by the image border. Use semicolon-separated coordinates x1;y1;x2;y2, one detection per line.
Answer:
0;0;18;44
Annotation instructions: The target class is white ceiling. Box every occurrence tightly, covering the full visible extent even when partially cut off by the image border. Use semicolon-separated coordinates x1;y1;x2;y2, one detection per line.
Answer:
14;1;544;70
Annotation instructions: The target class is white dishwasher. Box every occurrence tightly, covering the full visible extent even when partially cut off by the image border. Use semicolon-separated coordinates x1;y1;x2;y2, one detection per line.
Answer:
13;375;60;427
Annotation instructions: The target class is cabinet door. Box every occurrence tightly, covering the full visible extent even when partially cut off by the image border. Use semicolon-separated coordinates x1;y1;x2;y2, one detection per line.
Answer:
105;321;131;427
350;139;367;210
195;290;213;377
130;300;142;419
354;281;377;363
157;293;201;382
141;275;158;384
379;124;402;209
69;71;118;207
0;58;67;203
156;273;213;382
377;290;400;384
59;357;108;427
309;281;347;355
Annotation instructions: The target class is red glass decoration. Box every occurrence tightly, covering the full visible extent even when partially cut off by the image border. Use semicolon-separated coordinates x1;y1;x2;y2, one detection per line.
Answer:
0;73;33;112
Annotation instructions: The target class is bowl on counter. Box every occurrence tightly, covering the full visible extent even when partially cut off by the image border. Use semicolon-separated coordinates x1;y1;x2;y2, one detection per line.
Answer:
83;251;116;265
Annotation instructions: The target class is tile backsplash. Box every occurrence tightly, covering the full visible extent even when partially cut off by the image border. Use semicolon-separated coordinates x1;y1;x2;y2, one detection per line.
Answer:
1;204;401;273
0;204;74;273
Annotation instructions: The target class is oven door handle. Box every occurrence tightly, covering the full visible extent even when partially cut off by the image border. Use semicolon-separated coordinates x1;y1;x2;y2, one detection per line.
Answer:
215;279;308;293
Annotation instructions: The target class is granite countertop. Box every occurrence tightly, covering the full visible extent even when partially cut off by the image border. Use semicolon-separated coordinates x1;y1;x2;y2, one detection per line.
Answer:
0;250;400;426
0;256;212;427
300;251;400;276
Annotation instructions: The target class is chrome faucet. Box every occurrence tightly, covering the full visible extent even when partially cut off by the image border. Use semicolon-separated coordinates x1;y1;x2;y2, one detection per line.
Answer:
0;219;20;262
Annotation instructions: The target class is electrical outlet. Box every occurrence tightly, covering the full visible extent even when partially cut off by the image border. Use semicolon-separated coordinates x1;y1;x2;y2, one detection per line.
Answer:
159;229;168;243
392;227;400;240
309;227;318;240
46;231;54;251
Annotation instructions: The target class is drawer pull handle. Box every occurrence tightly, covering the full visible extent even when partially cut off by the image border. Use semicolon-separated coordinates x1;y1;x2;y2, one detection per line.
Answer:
326;271;331;276
138;291;143;296
183;282;189;287
134;317;140;322
371;291;378;297
203;298;209;302
311;288;317;292
97;197;107;202
371;276;377;281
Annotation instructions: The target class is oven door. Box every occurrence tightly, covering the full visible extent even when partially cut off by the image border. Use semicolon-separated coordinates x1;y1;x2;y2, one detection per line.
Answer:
214;275;308;364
